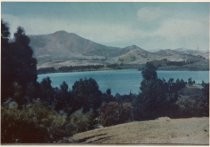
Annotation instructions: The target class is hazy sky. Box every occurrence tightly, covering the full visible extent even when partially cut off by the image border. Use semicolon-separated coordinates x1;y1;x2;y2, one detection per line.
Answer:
2;2;209;50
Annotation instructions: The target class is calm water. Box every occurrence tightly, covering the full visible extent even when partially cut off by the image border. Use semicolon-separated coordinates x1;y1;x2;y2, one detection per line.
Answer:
38;69;209;95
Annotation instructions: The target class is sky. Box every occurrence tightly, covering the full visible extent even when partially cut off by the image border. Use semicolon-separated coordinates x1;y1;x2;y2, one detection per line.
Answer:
1;2;210;51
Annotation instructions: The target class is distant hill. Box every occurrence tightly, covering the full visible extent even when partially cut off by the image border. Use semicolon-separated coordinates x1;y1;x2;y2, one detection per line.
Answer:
29;31;209;71
173;48;209;59
30;31;124;68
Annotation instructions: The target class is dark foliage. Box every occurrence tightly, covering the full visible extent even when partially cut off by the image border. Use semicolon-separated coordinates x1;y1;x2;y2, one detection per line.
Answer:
58;65;104;72
72;78;102;112
167;61;186;66
188;78;195;86
37;67;56;74
201;81;209;115
99;102;133;126
139;79;172;119
202;82;209;116
38;77;55;104
1;21;37;103
12;27;37;87
1;106;49;143
55;81;73;112
116;93;137;103
133;63;187;120
141;62;157;80
101;89;116;103
1;21;13;99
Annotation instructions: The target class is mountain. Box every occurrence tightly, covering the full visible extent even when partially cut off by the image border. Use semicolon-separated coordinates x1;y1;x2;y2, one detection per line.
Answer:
173;48;209;59
30;31;127;68
29;31;150;68
113;45;157;64
30;30;123;58
155;49;204;61
29;31;209;70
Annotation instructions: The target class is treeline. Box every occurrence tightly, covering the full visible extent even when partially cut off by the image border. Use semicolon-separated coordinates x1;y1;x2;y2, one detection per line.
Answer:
1;21;209;143
146;58;209;71
37;64;141;74
38;65;104;74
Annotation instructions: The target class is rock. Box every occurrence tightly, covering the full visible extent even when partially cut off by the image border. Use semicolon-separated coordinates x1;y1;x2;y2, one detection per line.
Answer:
156;117;170;122
57;137;75;143
3;98;18;109
8;101;18;109
94;124;104;129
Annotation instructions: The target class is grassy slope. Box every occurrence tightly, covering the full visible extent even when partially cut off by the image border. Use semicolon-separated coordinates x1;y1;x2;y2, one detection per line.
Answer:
70;117;209;145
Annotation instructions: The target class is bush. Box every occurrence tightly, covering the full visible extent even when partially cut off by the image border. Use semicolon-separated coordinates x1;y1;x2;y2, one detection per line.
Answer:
1;101;71;143
119;102;133;123
1;105;49;143
176;85;209;117
68;108;95;133
176;96;205;117
99;102;133;126
99;102;121;126
72;78;102;111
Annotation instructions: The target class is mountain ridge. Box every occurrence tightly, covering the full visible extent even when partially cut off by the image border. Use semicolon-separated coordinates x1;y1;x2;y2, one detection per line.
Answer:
29;31;209;70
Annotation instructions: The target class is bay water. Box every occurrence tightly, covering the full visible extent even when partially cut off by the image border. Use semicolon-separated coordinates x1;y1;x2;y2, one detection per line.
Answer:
38;69;209;95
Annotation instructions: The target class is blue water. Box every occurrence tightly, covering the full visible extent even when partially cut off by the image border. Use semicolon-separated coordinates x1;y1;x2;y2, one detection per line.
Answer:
38;69;209;95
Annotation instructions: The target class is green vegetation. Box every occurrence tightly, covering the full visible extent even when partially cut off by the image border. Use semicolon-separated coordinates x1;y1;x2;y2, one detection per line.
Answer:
2;101;96;143
1;20;209;143
99;102;133;126
2;21;37;104
134;63;186;120
147;58;209;71
37;64;141;74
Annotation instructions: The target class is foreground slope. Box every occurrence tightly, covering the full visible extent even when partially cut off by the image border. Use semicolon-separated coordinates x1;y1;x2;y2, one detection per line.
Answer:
70;117;209;144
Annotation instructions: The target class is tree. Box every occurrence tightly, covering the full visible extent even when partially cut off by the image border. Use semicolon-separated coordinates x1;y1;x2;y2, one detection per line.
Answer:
106;89;111;96
72;78;102;112
1;22;37;103
1;20;10;45
141;62;157;81
12;27;37;88
55;81;72;112
187;78;195;86
38;77;55;104
201;82;209;115
1;20;13;99
136;62;178;119
100;89;115;103
60;81;68;93
140;78;168;118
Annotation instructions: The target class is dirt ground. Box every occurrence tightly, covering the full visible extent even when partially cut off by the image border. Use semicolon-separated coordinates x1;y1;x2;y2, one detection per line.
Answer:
70;117;209;145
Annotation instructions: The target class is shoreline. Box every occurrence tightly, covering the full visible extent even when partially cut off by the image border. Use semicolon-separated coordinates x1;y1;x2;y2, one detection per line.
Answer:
37;66;209;75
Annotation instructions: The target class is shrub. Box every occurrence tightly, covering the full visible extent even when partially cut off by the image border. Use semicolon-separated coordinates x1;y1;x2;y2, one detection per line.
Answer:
1;101;71;143
72;78;102;111
1;106;49;143
176;96;204;117
119;102;133;123
99;102;133;126
99;102;121;126
176;85;209;117
68;108;95;133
